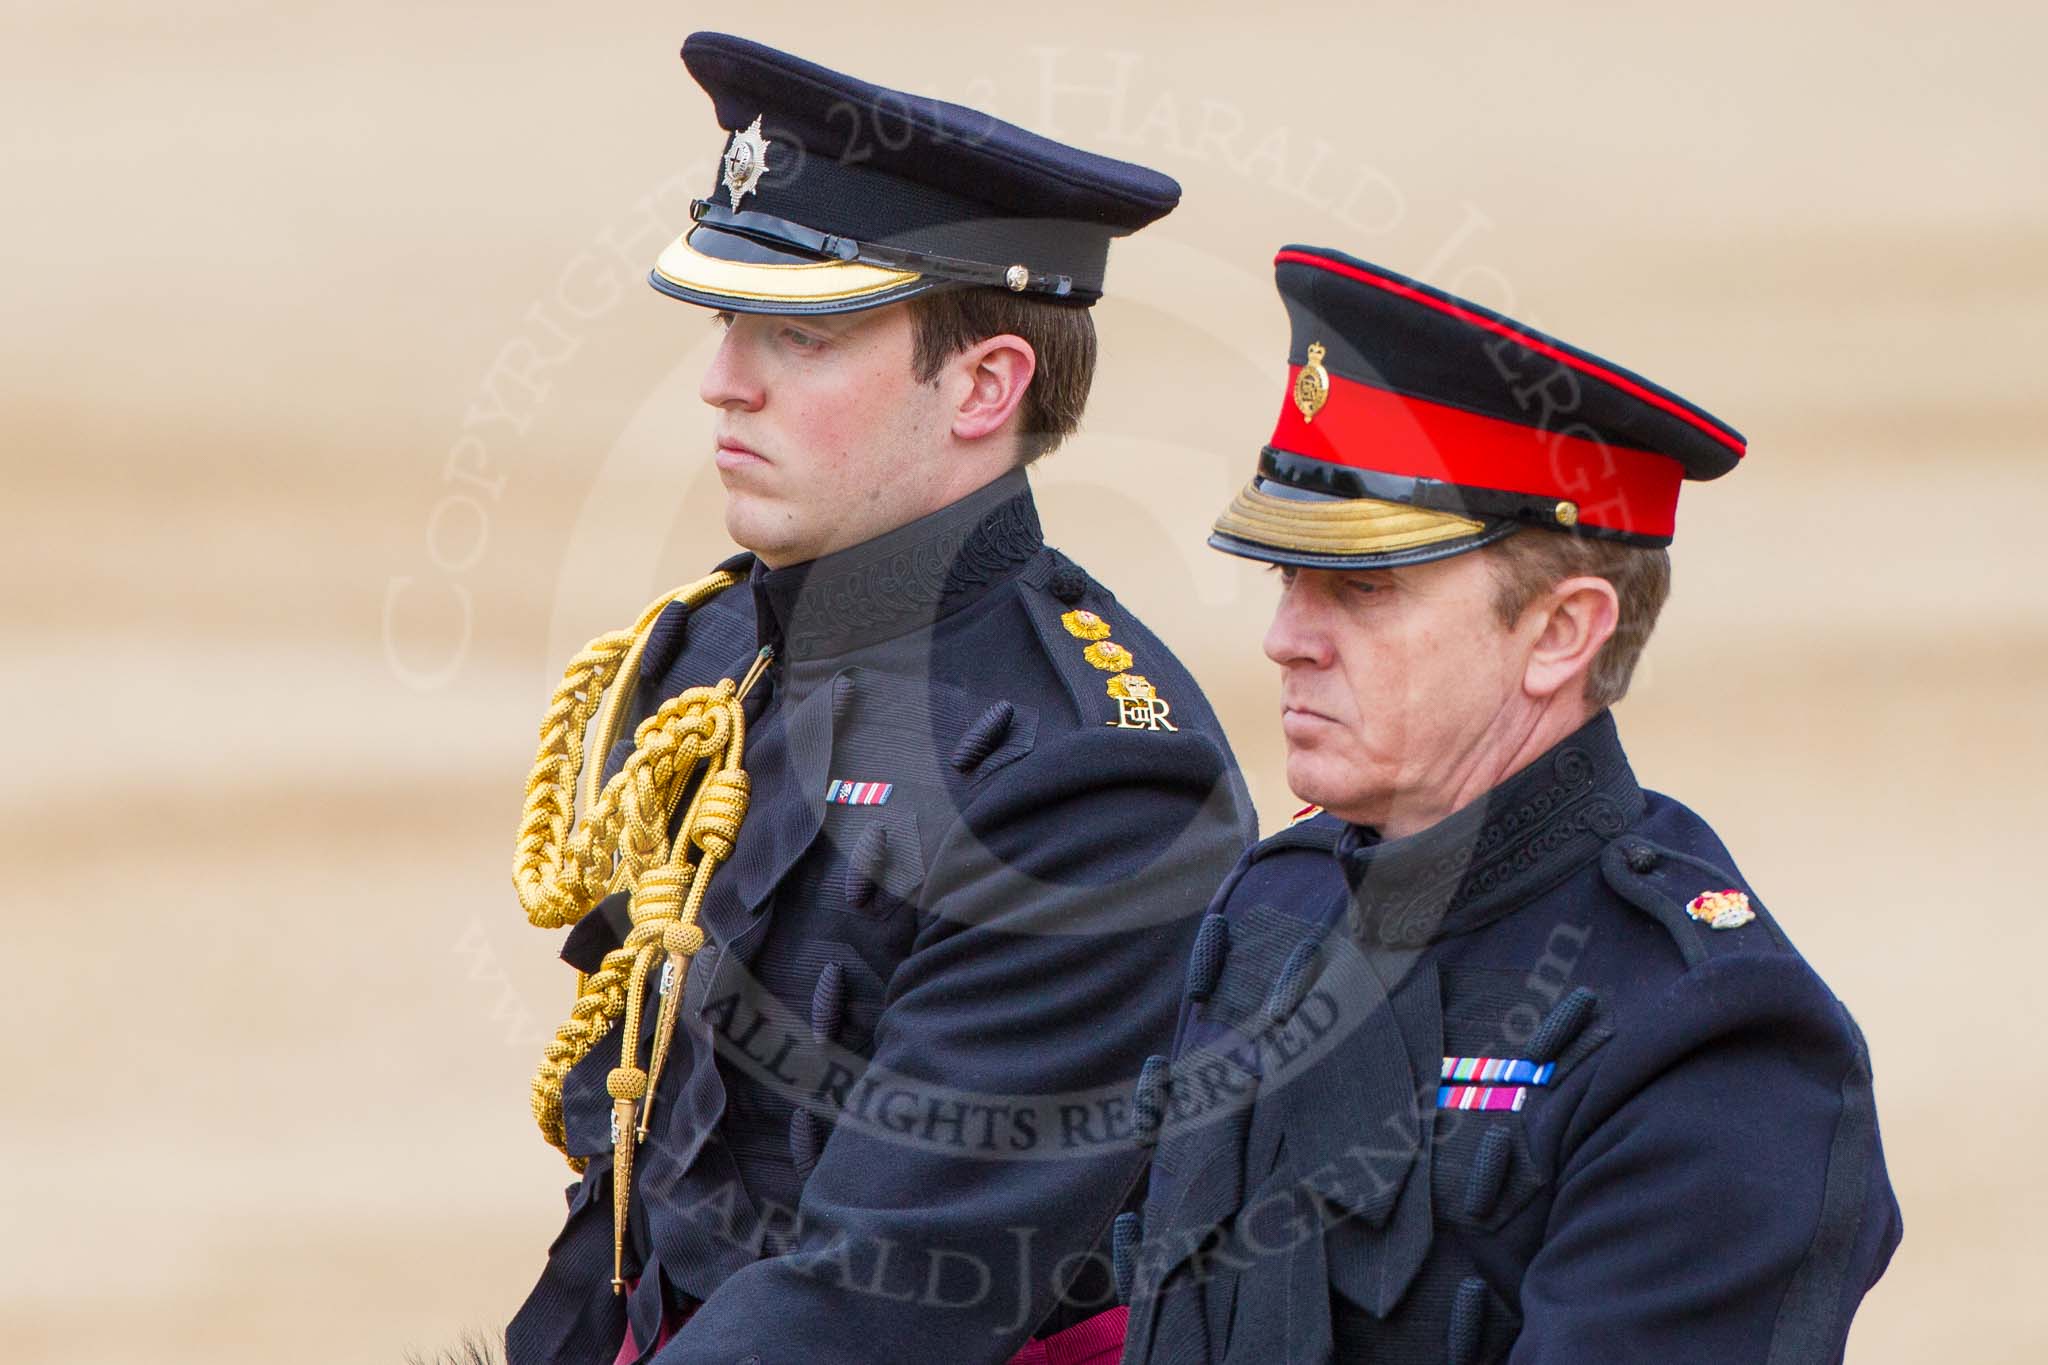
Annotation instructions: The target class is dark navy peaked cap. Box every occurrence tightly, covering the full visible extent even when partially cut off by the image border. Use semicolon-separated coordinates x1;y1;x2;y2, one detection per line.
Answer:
651;33;1182;314
1211;245;1748;570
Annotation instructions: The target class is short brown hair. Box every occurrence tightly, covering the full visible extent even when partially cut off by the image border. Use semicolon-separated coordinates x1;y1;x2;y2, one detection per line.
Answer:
1485;531;1671;709
907;288;1097;463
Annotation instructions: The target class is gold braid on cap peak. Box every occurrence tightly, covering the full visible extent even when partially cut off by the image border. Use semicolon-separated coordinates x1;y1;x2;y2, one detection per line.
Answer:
511;569;770;1290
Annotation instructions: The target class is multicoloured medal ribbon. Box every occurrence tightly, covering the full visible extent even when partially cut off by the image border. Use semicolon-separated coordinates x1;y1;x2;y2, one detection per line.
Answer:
1437;1055;1558;1111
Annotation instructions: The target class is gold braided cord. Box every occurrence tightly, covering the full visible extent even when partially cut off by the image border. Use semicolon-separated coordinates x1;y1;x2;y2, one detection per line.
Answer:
527;683;756;1157
595;753;748;1291
512;569;738;932
511;571;763;1163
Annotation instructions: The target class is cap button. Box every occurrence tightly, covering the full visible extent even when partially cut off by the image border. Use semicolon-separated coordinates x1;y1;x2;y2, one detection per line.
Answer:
1554;500;1579;527
1005;264;1030;291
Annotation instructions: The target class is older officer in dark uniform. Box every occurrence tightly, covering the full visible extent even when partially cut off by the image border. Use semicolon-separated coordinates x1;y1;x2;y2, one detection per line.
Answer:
1117;246;1900;1364
504;34;1254;1365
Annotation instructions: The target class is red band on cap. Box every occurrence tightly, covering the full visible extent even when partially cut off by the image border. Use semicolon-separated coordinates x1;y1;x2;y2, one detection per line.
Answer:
1274;249;1747;461
1272;368;1685;538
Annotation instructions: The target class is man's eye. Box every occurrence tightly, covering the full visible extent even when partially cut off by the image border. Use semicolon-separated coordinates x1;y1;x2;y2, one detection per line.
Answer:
781;327;824;349
712;311;735;330
1270;564;1299;588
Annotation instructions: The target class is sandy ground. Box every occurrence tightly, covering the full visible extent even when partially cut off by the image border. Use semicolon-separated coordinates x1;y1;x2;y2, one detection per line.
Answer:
5;3;2045;1360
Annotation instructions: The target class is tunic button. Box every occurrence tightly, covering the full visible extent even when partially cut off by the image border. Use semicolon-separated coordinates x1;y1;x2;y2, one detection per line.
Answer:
951;700;1017;772
810;961;846;1043
1263;940;1319;1025
1185;913;1229;1003
1111;1210;1140;1302
1133;1055;1169;1148
1527;986;1597;1063
844;825;888;910
1462;1126;1513;1221
1625;843;1660;873
1447;1275;1489;1365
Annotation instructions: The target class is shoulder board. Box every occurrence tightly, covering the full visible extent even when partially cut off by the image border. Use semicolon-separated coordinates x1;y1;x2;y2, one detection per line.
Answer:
1016;556;1187;737
1599;834;1792;968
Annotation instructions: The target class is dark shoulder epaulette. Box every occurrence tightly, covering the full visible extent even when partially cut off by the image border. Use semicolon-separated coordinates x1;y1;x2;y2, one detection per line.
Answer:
1599;833;1792;969
1014;554;1188;736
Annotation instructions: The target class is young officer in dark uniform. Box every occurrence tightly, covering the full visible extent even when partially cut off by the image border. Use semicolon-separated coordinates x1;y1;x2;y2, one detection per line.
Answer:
1117;246;1900;1364
504;34;1255;1365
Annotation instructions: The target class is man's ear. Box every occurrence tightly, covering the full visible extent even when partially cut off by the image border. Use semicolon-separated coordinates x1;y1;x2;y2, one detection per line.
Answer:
948;333;1036;443
1522;574;1620;701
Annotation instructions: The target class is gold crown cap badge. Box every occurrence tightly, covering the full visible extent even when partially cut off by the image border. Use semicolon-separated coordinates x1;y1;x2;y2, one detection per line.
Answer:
1294;341;1331;422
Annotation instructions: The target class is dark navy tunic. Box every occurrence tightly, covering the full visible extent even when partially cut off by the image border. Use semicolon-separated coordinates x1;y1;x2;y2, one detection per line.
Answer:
1120;711;1900;1364
509;471;1256;1364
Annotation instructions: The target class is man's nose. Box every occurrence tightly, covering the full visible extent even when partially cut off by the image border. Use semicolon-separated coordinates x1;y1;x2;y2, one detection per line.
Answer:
1263;579;1328;668
699;324;765;412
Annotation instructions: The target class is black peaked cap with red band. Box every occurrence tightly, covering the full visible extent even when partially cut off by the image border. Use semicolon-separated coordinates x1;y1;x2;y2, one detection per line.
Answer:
1210;245;1747;571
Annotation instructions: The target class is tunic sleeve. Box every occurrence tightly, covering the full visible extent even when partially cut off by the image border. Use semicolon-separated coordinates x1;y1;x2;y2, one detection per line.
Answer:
1509;953;1901;1365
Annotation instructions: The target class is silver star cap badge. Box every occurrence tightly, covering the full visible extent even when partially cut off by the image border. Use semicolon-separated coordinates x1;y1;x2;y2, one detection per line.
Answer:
722;115;771;211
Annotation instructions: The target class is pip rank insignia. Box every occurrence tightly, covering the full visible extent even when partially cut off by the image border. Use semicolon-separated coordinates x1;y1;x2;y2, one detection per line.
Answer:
1293;341;1331;422
1082;640;1135;673
722;115;772;210
1106;672;1176;732
1060;608;1112;641
1685;888;1756;930
826;779;893;806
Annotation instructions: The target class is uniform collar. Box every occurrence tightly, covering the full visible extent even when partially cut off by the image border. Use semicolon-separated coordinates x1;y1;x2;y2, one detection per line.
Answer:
750;468;1043;662
1335;709;1644;947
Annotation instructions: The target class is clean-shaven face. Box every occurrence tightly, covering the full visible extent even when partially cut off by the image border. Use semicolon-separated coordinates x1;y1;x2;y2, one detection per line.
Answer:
698;303;955;567
1264;553;1531;836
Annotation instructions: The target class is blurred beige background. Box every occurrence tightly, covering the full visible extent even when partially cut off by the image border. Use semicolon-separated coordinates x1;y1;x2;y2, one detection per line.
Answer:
5;2;2042;1360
